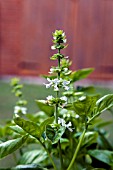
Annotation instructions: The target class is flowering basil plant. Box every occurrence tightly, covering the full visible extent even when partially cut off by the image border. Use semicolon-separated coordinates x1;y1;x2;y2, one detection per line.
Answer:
0;30;113;170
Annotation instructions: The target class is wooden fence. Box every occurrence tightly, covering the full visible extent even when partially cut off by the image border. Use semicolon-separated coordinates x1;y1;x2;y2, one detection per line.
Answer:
0;0;113;80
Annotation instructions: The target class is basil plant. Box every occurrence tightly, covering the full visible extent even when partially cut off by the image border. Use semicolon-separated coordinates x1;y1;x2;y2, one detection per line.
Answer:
0;30;113;170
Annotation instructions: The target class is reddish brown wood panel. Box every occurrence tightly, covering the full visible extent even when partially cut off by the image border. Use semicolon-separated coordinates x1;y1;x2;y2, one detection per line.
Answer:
0;0;23;75
0;0;77;76
74;0;113;79
0;0;113;80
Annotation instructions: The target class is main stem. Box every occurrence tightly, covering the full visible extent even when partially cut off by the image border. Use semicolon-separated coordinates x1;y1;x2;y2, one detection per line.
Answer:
67;128;87;170
54;47;64;170
55;92;64;170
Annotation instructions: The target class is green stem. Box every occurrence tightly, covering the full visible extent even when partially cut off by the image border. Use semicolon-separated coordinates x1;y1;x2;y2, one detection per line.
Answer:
58;47;61;78
58;141;64;170
67;128;87;170
55;103;64;170
88;112;100;124
55;47;64;169
39;140;57;170
55;104;58;123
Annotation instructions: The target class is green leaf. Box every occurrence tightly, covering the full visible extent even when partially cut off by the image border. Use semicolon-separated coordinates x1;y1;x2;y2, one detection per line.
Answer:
82;132;98;147
36;100;54;116
90;168;106;170
73;96;98;117
96;94;113;113
60;138;69;150
88;149;113;166
40;116;54;135
14;116;41;139
12;164;48;170
46;125;65;144
10;125;26;135
0;135;28;158
70;68;94;82
97;132;113;150
19;150;47;164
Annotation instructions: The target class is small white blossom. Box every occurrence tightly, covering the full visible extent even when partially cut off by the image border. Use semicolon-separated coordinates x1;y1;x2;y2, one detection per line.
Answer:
53;36;56;40
63;39;67;43
60;96;67;102
66;122;73;132
65;56;69;59
51;45;56;50
46;95;54;101
49;68;54;74
58;117;66;126
54;85;59;91
14;106;27;115
62;80;70;86
44;78;52;89
45;83;51;88
62;80;70;91
63;68;68;72
58;117;73;132
62;32;65;37
64;86;70;91
44;78;70;92
75;114;79;119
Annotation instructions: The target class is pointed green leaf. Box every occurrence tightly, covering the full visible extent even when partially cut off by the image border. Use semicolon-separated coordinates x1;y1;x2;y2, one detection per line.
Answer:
73;96;98;117
88;149;113;166
82;132;98;147
19;150;47;164
70;68;94;82
36;100;54;116
0;135;28;158
96;94;113;113
12;164;48;170
46;124;65;144
10;125;26;135
40;116;54;135
14;116;41;139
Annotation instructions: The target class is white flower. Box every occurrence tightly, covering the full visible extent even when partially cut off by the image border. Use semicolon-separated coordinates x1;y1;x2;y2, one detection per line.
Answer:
66;122;73;132
63;39;67;43
46;95;54;100
63;68;68;72
62;80;70;86
49;68;54;74
54;85;59;91
75;114;79;119
62;32;65;37
52;78;61;85
58;117;73;132
44;78;52;89
65;56;69;59
60;96;67;102
53;36;56;40
62;80;70;91
58;117;66;126
64;86;70;91
14;106;27;115
51;45;56;50
44;78;70;92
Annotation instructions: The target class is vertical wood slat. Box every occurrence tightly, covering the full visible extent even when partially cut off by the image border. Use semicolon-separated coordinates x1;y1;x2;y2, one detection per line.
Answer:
0;0;23;75
74;0;113;79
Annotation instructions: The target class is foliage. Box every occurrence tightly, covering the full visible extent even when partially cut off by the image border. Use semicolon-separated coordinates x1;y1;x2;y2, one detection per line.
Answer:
0;30;113;170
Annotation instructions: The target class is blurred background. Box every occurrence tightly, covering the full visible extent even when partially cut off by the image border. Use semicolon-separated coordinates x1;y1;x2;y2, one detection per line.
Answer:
0;0;113;79
0;0;113;168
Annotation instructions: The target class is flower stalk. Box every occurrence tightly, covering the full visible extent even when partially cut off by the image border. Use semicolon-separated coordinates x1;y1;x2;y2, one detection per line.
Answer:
67;126;87;170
